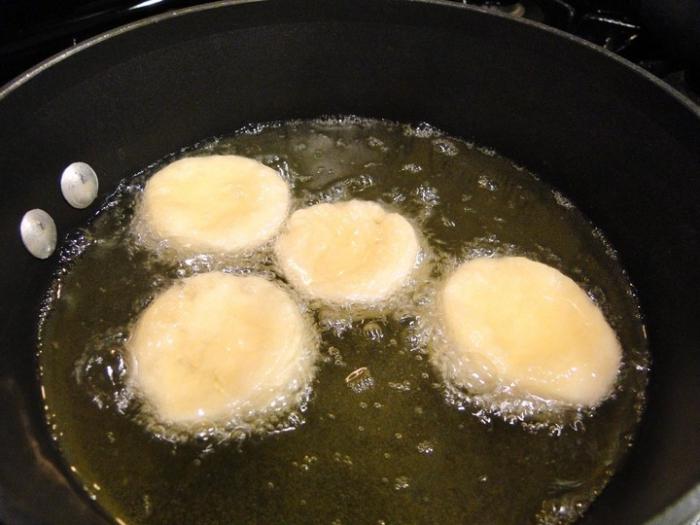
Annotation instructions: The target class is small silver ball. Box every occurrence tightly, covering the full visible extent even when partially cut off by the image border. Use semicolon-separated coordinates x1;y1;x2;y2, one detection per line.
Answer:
20;209;57;259
61;162;99;209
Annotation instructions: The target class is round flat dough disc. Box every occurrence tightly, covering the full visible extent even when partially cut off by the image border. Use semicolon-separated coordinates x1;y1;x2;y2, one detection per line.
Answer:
139;155;290;253
274;200;420;304
127;272;316;425
437;256;622;407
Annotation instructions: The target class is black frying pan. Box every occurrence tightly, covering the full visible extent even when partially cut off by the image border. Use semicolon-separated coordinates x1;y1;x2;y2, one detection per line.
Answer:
1;1;699;523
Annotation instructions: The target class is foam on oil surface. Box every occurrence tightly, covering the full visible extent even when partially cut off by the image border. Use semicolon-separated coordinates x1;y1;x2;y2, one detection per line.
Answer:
38;117;648;525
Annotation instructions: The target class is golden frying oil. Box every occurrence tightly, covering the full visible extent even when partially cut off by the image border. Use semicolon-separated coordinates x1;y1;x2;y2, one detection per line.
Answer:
38;117;648;525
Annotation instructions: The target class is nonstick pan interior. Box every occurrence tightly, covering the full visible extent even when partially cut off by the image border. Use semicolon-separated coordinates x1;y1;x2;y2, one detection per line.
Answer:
0;1;698;523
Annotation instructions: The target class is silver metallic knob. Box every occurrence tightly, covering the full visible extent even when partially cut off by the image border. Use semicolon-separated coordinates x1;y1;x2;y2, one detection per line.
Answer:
20;209;57;259
61;162;99;209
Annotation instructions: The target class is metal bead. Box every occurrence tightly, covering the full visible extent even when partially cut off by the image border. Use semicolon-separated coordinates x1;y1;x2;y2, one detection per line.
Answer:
61;162;99;209
20;209;57;259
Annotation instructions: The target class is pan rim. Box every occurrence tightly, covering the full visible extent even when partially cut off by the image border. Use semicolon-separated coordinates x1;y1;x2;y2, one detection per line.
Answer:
0;0;698;119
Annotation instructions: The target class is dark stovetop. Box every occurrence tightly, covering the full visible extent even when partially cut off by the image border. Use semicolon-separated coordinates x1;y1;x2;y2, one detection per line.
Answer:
0;0;698;102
